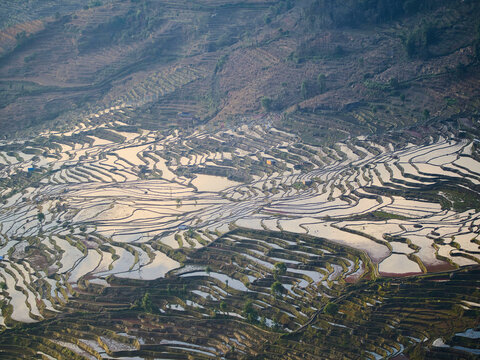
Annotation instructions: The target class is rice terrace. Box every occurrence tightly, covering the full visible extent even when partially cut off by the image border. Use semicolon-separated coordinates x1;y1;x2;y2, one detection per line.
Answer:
0;0;479;359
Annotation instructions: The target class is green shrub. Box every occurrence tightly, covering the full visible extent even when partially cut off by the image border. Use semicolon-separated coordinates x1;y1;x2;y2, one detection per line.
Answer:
271;280;284;297
324;302;339;315
261;97;273;112
243;300;258;323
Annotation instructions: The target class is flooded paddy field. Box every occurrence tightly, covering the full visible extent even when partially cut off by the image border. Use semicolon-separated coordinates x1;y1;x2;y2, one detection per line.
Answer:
0;111;479;359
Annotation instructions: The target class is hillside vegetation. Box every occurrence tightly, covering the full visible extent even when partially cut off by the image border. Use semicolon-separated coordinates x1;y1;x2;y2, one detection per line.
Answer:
0;1;480;359
0;0;478;143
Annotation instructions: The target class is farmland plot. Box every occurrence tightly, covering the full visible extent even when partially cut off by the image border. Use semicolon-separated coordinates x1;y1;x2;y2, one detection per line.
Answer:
0;113;479;329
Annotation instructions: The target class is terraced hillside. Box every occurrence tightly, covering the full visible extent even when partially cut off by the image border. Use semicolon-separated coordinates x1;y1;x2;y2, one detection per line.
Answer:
0;231;479;359
1;0;480;359
0;0;276;136
0;0;479;144
0;103;479;357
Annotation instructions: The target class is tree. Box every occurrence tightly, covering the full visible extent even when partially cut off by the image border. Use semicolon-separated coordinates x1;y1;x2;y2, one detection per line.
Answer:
301;80;308;99
141;292;154;313
423;109;430;120
317;73;326;94
0;282;6;290
277;312;290;326
324;302;339;315
205;265;211;274
404;24;436;59
271;280;284;297
220;301;227;314
333;45;344;57
261;97;273;112
37;212;45;222
257;315;265;327
389;77;399;89
403;0;420;15
243;300;258;323
474;22;480;62
15;31;27;43
474;40;480;63
455;63;467;78
274;262;287;278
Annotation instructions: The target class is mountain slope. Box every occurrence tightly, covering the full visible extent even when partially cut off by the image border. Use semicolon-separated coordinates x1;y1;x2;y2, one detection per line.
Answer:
0;0;478;142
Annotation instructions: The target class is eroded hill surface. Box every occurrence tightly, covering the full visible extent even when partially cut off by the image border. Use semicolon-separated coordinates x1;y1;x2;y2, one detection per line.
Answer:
0;0;479;143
